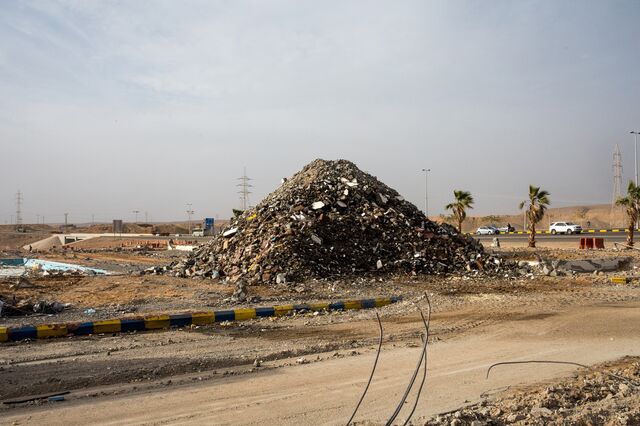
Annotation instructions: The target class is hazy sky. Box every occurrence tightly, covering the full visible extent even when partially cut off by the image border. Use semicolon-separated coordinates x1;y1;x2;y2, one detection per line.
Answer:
1;0;639;224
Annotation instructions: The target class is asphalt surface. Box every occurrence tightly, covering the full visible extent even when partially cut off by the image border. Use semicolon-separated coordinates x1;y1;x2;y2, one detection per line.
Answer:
474;231;629;244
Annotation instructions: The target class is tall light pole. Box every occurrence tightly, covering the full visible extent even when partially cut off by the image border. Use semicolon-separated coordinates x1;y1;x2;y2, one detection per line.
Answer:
632;131;640;230
632;131;640;185
132;210;140;224
421;168;431;218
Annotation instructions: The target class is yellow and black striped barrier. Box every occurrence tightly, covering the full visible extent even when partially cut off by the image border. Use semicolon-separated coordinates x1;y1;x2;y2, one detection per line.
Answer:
0;296;402;343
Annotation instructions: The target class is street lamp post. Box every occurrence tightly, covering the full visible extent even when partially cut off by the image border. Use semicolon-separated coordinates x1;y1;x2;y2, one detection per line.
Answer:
422;168;430;218
632;131;640;230
632;131;640;185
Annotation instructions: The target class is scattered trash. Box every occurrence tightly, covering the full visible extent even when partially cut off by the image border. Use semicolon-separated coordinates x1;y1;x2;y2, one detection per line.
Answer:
33;300;69;314
0;295;70;317
48;395;65;402
84;308;97;315
230;280;248;302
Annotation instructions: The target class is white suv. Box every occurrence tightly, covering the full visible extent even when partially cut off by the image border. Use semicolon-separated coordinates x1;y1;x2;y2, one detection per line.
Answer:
549;222;582;235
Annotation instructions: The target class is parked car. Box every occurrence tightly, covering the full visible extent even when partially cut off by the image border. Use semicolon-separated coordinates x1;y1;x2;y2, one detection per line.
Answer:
497;225;515;233
476;226;499;235
549;222;582;235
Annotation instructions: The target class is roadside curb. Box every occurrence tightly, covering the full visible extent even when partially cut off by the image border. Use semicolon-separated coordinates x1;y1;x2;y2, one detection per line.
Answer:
0;296;402;343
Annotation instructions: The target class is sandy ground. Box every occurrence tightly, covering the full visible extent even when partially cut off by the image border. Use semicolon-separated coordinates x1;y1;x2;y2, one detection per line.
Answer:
1;272;639;425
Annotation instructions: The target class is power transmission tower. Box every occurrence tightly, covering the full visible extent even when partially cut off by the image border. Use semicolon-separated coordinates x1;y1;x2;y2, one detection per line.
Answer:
15;191;23;227
237;167;253;210
186;203;194;233
611;144;623;227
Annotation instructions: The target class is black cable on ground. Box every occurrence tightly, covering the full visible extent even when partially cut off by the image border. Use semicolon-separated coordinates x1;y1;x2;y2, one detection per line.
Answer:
385;307;429;426
402;294;432;426
486;360;640;388
346;312;384;426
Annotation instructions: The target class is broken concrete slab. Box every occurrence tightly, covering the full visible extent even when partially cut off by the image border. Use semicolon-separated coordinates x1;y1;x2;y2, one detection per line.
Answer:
555;257;630;273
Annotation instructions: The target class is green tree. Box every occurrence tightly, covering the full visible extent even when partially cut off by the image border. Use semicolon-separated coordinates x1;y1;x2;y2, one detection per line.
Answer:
445;190;474;233
615;181;640;247
519;185;551;248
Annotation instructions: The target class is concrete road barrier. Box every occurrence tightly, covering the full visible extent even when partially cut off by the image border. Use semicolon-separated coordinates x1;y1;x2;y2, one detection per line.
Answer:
0;296;402;343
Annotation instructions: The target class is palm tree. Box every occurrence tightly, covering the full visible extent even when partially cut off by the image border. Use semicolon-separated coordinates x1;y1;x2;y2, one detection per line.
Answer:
445;190;474;233
615;181;640;246
519;185;551;248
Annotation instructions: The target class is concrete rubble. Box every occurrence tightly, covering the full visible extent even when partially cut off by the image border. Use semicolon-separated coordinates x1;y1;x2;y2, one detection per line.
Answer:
514;256;630;277
152;159;508;283
0;295;70;316
426;358;640;425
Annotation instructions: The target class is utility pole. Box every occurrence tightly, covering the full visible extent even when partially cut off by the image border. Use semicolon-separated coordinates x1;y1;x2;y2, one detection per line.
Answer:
91;214;95;226
132;210;140;224
15;191;23;228
64;213;69;232
144;211;148;224
186;203;194;234
237;167;253;210
421;168;430;218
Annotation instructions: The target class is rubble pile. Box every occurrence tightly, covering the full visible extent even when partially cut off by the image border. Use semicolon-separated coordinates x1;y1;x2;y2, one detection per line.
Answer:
161;159;507;283
0;294;70;316
427;358;640;425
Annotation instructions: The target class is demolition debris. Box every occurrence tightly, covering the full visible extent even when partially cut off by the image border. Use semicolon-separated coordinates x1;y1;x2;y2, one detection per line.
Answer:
426;357;640;425
157;159;507;283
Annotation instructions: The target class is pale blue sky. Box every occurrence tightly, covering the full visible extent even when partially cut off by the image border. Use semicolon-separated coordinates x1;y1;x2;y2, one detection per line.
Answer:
1;0;639;224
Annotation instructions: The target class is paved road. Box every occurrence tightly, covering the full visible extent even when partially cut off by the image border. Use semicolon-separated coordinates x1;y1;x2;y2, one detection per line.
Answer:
475;231;628;243
474;232;631;249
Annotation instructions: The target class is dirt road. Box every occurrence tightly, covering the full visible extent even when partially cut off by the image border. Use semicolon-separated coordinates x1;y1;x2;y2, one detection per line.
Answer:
2;298;639;425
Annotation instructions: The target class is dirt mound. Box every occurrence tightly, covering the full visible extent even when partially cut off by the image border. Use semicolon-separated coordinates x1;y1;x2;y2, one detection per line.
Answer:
166;159;504;283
